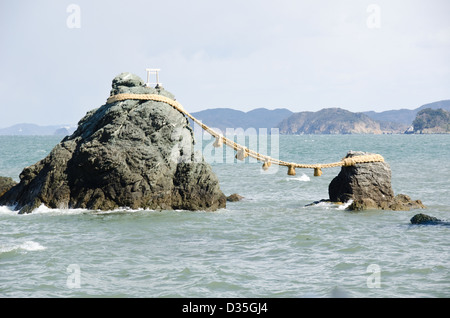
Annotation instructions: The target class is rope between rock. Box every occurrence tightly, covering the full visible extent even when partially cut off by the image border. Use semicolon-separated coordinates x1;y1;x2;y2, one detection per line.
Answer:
106;93;385;176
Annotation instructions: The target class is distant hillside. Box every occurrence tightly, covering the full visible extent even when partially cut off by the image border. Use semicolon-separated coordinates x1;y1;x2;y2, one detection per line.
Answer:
417;100;450;112
0;123;76;136
412;108;450;134
3;99;448;136
189;100;450;134
277;108;386;134
189;107;293;132
363;100;450;125
363;109;417;125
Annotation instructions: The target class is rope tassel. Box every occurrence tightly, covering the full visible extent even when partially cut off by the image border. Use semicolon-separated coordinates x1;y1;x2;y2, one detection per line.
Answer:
235;148;248;161
262;160;271;171
314;167;322;177
287;165;296;176
213;136;223;148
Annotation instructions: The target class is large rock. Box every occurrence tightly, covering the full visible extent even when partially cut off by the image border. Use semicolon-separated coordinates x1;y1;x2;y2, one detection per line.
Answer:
329;151;425;211
0;72;227;213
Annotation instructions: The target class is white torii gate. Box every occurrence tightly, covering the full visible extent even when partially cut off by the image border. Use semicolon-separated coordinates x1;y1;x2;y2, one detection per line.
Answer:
145;68;162;88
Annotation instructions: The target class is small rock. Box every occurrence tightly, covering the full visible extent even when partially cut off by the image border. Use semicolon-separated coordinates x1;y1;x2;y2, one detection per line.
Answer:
0;176;17;198
349;194;426;211
390;194;426;211
410;213;441;225
112;72;144;87
329;151;395;208
347;198;379;211
227;193;244;202
329;151;424;211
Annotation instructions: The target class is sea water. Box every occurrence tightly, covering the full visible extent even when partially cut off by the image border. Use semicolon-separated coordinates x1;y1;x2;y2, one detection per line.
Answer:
0;134;449;297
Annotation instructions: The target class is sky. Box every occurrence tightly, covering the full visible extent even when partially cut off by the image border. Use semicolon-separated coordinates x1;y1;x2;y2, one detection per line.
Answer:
1;0;449;128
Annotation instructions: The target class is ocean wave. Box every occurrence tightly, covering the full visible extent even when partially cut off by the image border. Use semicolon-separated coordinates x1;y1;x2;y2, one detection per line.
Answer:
0;204;90;216
0;240;46;254
0;204;164;216
304;199;353;210
30;204;92;215
0;205;18;215
337;200;353;210
286;173;310;182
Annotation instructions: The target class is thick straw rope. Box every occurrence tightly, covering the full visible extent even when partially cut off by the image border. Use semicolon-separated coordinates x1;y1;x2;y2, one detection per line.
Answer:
106;93;385;176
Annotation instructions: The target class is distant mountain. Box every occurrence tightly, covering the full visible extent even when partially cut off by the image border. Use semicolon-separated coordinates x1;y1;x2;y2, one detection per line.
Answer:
363;109;417;125
189;107;293;132
363;100;450;125
189;100;450;135
417;100;450;112
277;108;388;134
0;123;76;136
411;108;450;134
3;99;448;136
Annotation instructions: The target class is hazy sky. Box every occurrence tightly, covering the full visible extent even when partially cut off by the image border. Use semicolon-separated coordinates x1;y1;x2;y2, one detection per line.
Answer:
1;0;449;127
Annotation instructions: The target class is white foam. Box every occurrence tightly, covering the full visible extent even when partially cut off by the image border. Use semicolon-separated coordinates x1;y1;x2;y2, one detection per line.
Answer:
0;204;157;216
312;201;335;209
0;205;17;215
0;240;46;254
337;200;353;210
21;204;89;216
305;199;354;210
1;204;92;216
18;240;46;251
286;173;311;182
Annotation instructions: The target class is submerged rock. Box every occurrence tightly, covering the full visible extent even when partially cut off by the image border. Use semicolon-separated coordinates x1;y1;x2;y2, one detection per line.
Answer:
410;213;442;225
329;151;425;211
227;193;244;202
0;72;226;213
388;194;425;211
305;199;332;207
